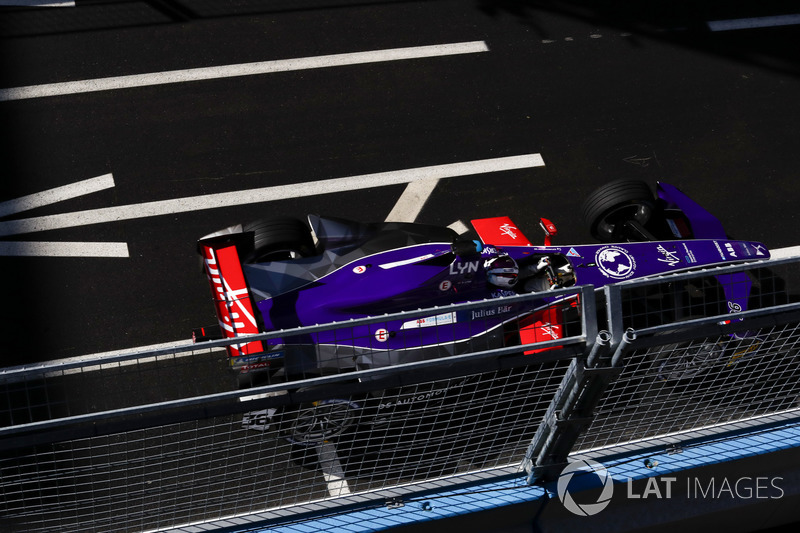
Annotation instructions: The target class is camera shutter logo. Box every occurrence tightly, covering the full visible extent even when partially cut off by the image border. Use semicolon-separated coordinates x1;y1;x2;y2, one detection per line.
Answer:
557;459;614;516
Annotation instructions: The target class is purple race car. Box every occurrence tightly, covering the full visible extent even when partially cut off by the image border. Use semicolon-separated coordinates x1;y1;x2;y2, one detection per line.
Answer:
196;179;769;386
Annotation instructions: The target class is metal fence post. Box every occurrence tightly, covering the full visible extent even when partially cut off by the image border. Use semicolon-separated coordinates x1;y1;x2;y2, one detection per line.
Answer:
523;284;636;484
523;330;615;484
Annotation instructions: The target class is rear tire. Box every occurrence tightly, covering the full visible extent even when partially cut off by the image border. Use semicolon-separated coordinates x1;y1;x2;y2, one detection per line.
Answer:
582;180;655;242
243;217;315;263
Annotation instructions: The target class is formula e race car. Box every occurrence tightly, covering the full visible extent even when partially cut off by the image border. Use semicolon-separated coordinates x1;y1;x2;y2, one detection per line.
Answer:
195;179;770;386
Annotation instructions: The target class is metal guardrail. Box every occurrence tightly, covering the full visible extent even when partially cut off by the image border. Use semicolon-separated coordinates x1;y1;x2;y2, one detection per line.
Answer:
1;259;800;532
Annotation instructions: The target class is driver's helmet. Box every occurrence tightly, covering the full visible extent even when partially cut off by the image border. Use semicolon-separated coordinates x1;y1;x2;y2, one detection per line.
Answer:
485;254;519;288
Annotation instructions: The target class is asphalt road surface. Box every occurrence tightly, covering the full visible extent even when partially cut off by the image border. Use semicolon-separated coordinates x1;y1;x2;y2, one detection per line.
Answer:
1;2;799;532
2;1;799;366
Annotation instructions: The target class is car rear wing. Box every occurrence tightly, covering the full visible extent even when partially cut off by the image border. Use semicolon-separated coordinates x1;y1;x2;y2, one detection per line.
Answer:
198;237;265;359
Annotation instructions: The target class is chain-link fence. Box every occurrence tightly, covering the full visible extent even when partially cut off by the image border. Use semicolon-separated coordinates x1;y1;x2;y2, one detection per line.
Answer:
0;288;591;533
571;257;800;457
2;260;800;532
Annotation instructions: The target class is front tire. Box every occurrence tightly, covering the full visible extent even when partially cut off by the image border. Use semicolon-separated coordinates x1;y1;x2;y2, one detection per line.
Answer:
582;180;655;242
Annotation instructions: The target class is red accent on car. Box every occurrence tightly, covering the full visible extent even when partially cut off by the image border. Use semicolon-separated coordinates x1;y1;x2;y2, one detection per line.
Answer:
519;306;564;354
470;216;532;246
539;218;557;246
200;242;264;358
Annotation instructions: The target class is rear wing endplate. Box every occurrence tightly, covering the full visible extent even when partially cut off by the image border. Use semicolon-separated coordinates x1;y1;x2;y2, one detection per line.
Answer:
199;240;265;358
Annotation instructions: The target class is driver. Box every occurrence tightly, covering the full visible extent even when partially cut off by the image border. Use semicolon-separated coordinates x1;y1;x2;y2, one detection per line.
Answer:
486;253;570;294
485;254;519;292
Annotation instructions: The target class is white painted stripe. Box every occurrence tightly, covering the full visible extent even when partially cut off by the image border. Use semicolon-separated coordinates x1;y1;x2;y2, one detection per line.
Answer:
768;245;800;259
378;253;436;269
239;391;287;402
0;339;202;378
385;178;440;222
0;154;546;237
708;14;800;31
448;220;470;235
0;1;74;6
0;41;489;102
0;173;114;218
316;442;351;496
0;241;129;257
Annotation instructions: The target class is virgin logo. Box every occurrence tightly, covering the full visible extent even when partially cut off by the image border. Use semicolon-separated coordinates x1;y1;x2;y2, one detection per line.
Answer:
499;223;518;239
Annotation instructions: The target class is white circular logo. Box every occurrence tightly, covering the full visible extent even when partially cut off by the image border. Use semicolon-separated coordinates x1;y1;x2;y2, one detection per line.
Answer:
595;246;636;280
375;328;389;342
556;459;614;516
353;265;367;274
439;280;452;291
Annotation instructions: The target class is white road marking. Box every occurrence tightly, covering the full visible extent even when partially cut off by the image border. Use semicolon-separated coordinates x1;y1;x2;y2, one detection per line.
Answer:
0;173;114;218
0;154;546;237
0;173;125;257
316;442;352;497
0;1;73;6
768;245;800;259
448;220;470;235
385;178;440;222
0;41;489;102
0;339;202;379
708;14;800;31
0;241;129;257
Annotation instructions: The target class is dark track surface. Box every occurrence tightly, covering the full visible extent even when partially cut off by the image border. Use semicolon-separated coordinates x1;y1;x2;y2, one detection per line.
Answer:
1;1;798;364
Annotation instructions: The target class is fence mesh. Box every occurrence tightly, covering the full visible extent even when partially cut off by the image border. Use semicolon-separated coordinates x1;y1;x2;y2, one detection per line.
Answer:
0;356;573;533
575;257;800;453
575;319;800;453
3;260;800;532
0;291;587;533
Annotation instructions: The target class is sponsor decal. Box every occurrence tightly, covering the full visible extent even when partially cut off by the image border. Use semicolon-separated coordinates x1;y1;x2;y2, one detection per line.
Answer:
400;312;457;330
713;241;726;260
682;243;697;264
353;265;367;274
537;322;561;340
728;301;742;313
377;377;474;411
236;351;284;365
470;304;513;320
240;361;270;373
242;409;277;431
595;246;637;280
656;245;681;267
449;260;480;275
666;218;682;239
752;244;767;256
567;247;581;258
499;223;518;239
439;280;453;291
725;242;738;258
375;328;390;342
203;244;264;357
491;289;517;298
237;351;284;373
481;246;499;256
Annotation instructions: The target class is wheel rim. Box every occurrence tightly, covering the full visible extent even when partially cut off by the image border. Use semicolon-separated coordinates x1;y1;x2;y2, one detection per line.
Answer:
596;202;652;239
